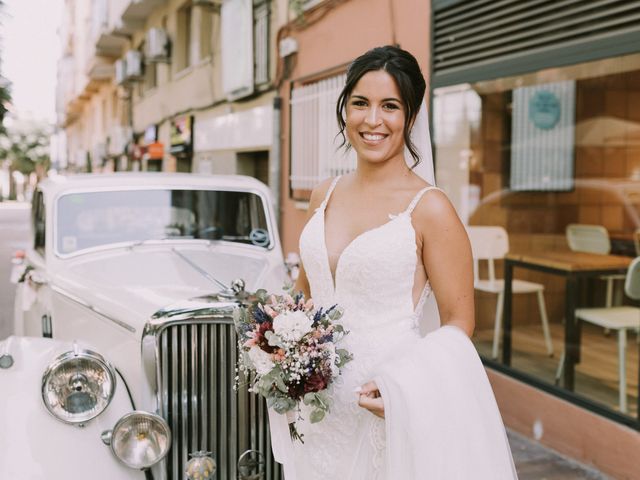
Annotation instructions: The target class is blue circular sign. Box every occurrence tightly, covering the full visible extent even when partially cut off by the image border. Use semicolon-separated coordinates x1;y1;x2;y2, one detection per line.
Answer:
528;90;560;130
249;228;270;247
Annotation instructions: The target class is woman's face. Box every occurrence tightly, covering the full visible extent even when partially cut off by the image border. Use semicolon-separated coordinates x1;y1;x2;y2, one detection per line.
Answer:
345;70;406;165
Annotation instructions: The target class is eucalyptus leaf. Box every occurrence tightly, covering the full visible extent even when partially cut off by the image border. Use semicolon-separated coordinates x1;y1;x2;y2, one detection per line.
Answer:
314;391;329;410
309;409;325;424
256;289;268;303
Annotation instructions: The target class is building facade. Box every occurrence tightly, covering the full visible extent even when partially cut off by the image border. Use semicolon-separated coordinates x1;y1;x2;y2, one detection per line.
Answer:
277;1;640;478
56;0;288;184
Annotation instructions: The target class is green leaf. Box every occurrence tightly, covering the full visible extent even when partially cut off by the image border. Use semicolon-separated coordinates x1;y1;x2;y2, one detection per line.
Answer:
256;289;268;303
309;409;325;423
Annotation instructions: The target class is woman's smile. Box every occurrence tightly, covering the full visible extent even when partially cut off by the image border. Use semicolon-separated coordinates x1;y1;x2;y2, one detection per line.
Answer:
359;131;389;145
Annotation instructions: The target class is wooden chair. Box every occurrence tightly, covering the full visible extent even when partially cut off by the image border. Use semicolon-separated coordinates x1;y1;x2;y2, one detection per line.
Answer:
633;228;640;257
566;224;625;308
467;226;553;359
574;256;640;413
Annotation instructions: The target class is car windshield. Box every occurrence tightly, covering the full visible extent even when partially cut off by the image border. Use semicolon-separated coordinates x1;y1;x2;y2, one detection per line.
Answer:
55;189;271;255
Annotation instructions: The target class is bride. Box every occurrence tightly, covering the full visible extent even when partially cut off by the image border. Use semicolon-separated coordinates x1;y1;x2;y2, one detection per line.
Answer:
269;45;517;479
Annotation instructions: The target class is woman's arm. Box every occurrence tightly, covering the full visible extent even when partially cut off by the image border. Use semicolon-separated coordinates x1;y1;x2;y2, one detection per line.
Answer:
414;191;475;337
292;178;335;298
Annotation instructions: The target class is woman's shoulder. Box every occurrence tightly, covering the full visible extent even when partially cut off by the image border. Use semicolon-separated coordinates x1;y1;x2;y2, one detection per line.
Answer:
411;186;458;226
308;177;339;211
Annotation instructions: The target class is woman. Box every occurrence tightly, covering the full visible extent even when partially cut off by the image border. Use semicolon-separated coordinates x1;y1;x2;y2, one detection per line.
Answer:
271;46;517;479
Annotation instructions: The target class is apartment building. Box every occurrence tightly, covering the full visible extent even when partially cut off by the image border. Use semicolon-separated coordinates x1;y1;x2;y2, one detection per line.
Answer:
56;0;288;181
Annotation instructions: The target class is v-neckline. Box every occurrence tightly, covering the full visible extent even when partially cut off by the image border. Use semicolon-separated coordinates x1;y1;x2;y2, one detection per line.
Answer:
321;206;405;295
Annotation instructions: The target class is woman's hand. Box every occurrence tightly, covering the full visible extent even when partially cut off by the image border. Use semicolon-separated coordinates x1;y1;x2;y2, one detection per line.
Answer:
356;381;385;418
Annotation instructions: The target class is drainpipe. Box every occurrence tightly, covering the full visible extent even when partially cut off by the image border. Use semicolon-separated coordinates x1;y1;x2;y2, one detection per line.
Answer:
270;95;282;228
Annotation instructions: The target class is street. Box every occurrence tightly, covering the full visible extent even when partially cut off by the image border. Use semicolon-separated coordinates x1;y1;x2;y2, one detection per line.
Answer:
0;201;29;340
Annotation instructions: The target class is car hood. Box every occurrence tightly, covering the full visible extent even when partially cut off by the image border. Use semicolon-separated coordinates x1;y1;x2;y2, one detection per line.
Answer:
51;244;274;327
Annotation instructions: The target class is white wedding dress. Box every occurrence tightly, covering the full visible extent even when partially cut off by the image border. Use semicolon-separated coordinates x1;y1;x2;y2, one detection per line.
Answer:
268;176;518;479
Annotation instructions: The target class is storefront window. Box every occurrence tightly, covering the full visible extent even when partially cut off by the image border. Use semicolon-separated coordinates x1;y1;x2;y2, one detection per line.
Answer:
434;53;640;423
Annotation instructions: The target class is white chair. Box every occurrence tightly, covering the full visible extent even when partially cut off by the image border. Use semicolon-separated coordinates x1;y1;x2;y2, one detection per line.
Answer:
467;226;554;359
566;224;625;308
574;256;640;413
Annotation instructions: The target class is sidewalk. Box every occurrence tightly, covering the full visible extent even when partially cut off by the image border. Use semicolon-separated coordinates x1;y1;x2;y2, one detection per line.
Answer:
509;430;609;479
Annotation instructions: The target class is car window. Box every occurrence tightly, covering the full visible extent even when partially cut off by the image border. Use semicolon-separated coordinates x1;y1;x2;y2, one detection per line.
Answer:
55;189;271;255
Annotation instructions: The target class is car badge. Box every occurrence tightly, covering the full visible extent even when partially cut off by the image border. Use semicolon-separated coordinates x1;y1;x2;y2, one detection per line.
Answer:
185;451;216;480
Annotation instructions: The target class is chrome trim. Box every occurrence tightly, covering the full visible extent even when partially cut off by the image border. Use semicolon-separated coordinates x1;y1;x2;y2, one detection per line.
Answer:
50;284;136;333
141;295;282;480
41;348;117;425
110;411;172;469
101;430;113;446
52;185;277;259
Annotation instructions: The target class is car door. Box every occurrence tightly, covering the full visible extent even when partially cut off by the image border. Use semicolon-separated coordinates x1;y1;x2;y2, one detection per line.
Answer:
14;188;52;337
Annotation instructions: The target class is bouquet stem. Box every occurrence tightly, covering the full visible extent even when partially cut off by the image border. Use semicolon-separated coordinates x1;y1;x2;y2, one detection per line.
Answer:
286;410;304;444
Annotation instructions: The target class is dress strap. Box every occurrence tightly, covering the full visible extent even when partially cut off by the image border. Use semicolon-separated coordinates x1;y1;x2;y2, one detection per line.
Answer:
319;176;342;210
404;186;442;215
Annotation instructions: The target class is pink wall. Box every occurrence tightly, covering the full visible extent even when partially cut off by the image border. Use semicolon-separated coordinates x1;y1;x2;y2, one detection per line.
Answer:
278;0;431;255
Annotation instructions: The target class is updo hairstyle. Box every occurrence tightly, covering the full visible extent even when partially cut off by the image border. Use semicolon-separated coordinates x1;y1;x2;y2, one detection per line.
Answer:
335;45;427;167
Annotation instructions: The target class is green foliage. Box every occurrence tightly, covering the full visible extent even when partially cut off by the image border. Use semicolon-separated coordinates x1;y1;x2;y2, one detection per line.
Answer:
303;391;330;423
0;83;10;136
0;127;50;175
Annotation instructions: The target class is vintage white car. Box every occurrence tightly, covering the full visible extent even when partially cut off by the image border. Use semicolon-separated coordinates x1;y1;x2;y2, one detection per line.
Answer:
1;173;287;480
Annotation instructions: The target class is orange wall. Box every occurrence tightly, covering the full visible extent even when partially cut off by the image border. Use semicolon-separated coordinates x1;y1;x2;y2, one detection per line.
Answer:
278;0;431;255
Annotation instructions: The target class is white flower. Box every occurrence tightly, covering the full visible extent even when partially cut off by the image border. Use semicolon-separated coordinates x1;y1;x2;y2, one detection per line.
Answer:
272;310;312;342
248;346;275;375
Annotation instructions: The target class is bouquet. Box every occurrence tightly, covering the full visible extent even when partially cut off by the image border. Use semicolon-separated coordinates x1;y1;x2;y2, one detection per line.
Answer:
234;289;352;443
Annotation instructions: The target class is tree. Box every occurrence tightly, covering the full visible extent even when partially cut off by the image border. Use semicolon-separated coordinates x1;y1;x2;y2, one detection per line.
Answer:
0;126;51;175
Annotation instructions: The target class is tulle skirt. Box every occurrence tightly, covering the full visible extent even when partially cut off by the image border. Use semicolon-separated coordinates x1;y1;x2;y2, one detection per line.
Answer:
269;325;518;479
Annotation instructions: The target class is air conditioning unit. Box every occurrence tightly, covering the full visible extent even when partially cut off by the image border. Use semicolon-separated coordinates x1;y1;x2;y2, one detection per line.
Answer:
115;59;127;85
125;50;144;81
145;28;170;63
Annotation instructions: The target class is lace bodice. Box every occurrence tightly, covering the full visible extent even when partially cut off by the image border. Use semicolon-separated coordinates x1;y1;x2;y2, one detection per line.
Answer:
300;176;439;333
291;176;441;479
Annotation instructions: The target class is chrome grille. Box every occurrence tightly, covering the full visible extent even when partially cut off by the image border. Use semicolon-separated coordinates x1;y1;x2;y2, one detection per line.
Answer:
157;320;283;480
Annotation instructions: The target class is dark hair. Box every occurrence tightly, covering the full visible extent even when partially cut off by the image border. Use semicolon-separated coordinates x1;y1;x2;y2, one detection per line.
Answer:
336;46;427;167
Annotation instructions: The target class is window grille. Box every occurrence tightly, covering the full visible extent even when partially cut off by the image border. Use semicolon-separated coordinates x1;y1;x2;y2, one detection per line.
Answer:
290;73;356;192
253;0;270;85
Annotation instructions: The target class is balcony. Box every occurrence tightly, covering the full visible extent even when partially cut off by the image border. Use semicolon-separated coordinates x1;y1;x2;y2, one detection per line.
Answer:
121;0;167;31
93;0;128;57
87;56;115;81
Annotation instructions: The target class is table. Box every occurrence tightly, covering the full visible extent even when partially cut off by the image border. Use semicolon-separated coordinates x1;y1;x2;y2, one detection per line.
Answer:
502;250;632;390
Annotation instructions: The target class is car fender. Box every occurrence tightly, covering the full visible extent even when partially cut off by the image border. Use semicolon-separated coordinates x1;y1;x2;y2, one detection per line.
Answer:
0;336;145;479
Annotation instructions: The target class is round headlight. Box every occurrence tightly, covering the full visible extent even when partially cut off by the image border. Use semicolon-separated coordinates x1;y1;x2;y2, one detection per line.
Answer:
41;349;116;424
111;411;171;469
